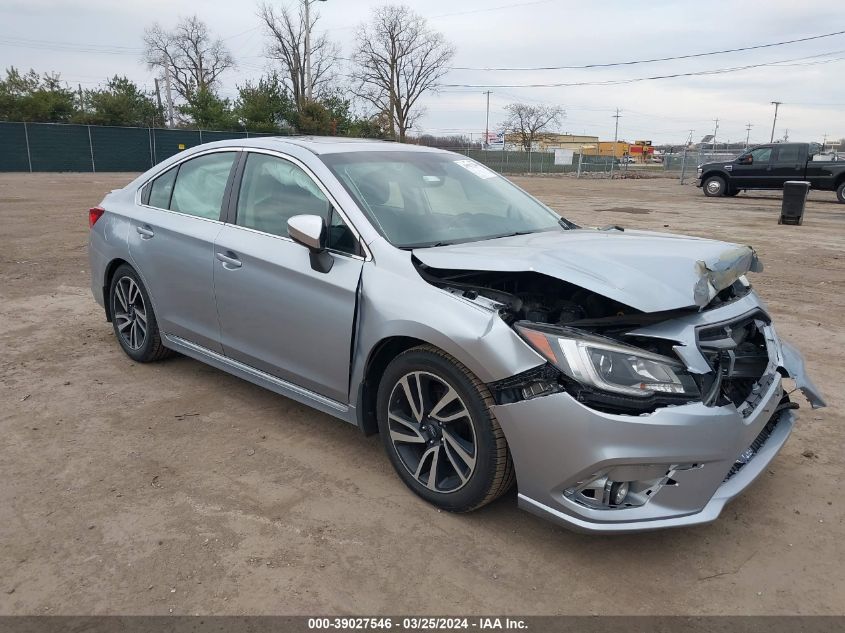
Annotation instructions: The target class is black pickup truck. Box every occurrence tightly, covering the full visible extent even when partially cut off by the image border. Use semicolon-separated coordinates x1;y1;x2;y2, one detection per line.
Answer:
697;142;845;203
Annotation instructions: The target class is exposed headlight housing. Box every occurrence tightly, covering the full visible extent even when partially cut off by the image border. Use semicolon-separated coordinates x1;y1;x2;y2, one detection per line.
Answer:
515;324;700;399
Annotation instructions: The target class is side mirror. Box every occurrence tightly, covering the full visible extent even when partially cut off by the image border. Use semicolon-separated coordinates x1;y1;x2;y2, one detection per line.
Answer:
287;214;334;273
737;155;752;165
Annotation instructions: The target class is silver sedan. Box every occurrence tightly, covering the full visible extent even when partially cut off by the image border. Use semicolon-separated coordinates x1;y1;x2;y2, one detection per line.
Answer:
88;137;825;533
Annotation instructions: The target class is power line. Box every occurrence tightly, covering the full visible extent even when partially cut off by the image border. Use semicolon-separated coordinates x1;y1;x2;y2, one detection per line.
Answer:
449;29;845;71
442;49;845;88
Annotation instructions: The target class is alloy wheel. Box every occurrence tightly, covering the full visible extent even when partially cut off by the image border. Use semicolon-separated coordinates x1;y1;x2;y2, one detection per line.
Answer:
387;371;477;493
113;276;147;350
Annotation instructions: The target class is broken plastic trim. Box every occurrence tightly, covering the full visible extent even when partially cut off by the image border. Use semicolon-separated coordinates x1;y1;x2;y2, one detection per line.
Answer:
693;245;763;308
488;365;564;405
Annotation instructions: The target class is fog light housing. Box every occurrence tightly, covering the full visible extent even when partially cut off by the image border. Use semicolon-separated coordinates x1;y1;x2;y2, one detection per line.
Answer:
564;465;693;510
609;481;629;506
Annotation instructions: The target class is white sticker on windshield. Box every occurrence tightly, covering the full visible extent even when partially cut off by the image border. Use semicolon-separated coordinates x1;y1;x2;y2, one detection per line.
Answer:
454;159;498;179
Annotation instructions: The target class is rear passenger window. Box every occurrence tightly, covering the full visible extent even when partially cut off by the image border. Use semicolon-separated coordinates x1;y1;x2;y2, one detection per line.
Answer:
775;145;801;163
147;166;177;209
170;152;237;220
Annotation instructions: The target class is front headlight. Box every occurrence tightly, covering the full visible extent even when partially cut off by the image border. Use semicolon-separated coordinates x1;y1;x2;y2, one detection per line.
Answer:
516;324;700;399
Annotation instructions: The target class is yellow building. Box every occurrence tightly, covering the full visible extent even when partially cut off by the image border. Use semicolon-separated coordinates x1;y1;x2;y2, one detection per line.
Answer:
504;133;599;152
582;141;631;159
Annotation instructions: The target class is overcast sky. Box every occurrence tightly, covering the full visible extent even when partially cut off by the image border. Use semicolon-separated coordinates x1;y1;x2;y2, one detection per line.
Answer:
2;0;843;144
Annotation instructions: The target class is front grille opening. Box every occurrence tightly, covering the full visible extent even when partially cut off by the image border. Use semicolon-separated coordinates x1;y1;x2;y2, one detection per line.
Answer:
699;314;770;408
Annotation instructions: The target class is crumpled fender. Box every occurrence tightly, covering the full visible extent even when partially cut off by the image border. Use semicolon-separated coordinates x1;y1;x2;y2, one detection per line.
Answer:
693;245;763;307
780;339;827;409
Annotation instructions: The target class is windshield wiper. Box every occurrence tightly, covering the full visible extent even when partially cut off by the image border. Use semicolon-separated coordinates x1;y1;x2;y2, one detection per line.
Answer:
400;241;454;249
558;217;579;230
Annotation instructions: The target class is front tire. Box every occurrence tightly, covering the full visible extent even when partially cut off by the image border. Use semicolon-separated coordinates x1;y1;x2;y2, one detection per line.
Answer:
703;175;726;197
836;181;845;204
376;345;515;512
725;188;740;197
109;264;172;362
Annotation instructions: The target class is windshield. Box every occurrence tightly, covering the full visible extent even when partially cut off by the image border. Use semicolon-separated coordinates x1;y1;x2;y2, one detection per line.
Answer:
320;150;567;248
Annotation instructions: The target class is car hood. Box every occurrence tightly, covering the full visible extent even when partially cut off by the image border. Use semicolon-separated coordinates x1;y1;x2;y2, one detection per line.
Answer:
413;228;763;313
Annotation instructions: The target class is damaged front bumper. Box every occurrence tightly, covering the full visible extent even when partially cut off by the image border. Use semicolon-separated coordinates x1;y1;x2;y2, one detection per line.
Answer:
493;303;825;534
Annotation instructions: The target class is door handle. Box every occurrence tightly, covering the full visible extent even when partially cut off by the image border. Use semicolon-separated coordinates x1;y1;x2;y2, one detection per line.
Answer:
136;225;155;238
215;251;242;269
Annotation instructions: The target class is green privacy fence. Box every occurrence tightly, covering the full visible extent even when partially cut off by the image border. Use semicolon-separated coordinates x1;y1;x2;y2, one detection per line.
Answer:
0;121;281;172
0;121;617;175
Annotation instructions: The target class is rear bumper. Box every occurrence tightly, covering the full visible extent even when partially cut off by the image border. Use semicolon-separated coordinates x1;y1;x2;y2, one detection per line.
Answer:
492;334;823;534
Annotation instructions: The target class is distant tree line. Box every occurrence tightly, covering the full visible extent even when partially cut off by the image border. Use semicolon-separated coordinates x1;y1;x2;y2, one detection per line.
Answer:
0;2;459;142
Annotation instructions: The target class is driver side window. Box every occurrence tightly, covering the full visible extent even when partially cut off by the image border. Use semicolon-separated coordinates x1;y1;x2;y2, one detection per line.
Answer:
749;147;772;163
236;152;360;256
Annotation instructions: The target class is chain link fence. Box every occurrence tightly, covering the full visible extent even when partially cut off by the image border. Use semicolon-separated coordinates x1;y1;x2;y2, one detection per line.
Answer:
435;148;617;176
2;121;720;181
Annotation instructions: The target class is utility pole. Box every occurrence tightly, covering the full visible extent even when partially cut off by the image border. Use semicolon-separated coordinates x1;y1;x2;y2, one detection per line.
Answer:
822;133;828;152
154;78;164;127
609;108;621;178
483;90;491;150
745;122;753;150
712;119;719;154
783;129;789;142
770;101;782;142
78;84;84;111
162;63;175;127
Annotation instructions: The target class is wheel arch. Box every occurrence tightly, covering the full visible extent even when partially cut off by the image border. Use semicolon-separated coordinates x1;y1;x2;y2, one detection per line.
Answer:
701;171;727;185
356;335;429;435
102;257;132;322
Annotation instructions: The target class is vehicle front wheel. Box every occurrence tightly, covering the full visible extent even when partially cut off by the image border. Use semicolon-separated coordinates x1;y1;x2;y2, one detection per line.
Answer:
376;345;515;512
703;176;726;197
837;181;845;204
109;264;173;362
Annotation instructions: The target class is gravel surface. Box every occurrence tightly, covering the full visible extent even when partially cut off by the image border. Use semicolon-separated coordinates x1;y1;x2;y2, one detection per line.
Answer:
0;172;842;615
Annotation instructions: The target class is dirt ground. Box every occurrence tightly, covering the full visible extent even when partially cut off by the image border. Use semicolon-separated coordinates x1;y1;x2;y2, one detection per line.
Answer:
1;172;843;616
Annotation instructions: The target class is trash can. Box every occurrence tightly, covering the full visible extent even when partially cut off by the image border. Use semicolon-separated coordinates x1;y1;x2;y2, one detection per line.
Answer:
780;181;810;225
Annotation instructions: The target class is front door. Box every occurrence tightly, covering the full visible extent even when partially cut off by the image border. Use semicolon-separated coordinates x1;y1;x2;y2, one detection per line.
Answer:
731;146;773;189
213;152;364;403
129;151;238;352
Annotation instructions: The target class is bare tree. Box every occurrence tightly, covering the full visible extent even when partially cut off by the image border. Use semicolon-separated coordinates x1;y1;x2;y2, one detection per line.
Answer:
503;103;564;152
350;5;454;142
143;15;234;101
257;1;338;110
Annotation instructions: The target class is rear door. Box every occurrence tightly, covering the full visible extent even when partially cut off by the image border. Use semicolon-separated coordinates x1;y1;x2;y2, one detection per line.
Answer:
213;151;365;402
769;144;805;185
732;146;773;188
129;150;239;352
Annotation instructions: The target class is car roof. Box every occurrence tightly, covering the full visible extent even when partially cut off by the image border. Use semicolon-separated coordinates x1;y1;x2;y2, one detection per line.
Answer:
200;135;450;156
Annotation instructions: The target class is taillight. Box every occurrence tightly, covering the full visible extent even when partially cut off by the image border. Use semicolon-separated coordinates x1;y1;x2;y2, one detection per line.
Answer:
89;206;105;228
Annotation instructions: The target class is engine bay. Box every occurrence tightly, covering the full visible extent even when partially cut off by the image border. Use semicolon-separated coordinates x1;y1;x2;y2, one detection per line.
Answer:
414;259;766;414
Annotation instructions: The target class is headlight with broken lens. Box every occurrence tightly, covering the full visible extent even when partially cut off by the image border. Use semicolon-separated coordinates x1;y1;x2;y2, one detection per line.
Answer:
516;324;700;399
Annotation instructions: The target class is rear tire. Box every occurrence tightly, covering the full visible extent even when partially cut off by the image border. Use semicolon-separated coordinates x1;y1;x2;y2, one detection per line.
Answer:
108;264;173;363
376;345;515;513
725;189;740;197
836;181;845;204
703;176;726;197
